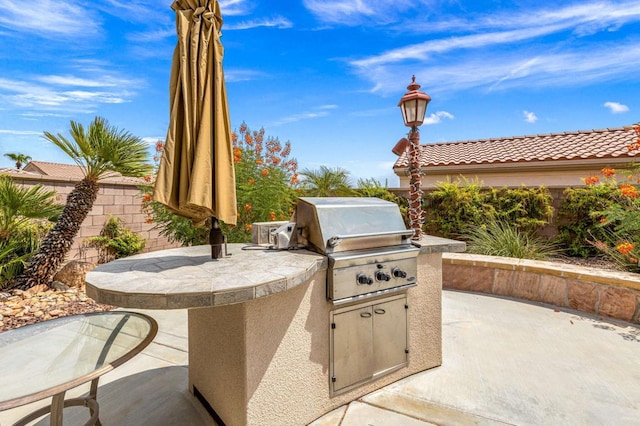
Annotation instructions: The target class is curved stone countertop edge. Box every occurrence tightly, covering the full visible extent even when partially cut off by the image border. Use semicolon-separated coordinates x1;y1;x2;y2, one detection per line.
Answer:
86;244;327;310
86;236;464;310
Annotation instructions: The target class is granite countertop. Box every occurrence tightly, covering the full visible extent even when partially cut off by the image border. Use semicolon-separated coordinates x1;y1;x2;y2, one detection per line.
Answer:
86;236;465;310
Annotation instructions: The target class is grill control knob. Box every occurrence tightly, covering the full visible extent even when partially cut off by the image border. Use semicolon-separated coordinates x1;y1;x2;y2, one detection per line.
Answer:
375;271;391;282
357;273;374;285
392;267;407;278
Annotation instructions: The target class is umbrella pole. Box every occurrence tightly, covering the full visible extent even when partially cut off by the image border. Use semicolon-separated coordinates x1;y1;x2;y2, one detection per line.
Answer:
210;217;225;259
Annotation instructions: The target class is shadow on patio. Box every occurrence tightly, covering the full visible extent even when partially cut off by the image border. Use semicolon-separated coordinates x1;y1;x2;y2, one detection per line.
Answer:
2;290;639;425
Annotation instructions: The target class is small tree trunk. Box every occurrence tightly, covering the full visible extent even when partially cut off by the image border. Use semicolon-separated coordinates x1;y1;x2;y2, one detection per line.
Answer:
12;177;99;290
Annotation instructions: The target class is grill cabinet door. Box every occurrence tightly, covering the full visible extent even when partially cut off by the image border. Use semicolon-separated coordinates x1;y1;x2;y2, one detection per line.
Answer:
332;306;374;392
373;297;408;374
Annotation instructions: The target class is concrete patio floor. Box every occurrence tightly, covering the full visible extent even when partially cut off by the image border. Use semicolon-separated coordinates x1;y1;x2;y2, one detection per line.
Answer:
1;290;639;425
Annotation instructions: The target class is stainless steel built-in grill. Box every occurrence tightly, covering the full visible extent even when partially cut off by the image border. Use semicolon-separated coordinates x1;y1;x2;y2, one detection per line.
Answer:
291;197;419;394
293;197;419;304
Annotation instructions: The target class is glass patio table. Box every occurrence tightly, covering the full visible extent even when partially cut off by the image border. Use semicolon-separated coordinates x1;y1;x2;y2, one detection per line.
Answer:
0;311;157;426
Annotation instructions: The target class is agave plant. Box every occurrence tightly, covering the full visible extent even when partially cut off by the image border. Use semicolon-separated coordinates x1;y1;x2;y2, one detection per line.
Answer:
11;117;152;290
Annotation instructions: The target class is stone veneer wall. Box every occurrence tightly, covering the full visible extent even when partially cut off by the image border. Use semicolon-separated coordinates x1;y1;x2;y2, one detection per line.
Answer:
443;253;640;324
11;176;181;264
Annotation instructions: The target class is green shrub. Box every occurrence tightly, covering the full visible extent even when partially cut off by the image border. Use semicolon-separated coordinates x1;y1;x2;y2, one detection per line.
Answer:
424;178;553;240
465;219;559;260
424;177;493;238
557;184;618;257
85;216;145;263
0;176;60;287
0;221;50;288
485;186;553;233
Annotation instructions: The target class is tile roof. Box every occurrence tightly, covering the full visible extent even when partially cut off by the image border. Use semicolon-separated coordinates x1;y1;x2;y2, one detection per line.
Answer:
393;125;639;168
21;161;144;184
24;161;86;179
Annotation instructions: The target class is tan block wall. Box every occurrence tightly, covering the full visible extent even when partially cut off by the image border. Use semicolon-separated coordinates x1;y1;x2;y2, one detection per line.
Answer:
443;253;640;324
12;177;181;264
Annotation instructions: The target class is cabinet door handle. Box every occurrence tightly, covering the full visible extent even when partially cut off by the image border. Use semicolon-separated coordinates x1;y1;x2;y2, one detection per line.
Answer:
374;308;386;315
360;312;372;318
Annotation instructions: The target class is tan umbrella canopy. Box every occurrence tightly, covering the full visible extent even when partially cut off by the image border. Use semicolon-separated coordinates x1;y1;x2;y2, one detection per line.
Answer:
154;0;237;257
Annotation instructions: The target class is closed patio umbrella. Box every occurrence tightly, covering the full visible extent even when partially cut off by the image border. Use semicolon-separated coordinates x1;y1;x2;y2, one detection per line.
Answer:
153;0;237;258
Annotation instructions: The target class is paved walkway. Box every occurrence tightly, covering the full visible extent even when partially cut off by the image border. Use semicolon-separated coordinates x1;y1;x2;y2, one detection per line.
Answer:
2;291;639;425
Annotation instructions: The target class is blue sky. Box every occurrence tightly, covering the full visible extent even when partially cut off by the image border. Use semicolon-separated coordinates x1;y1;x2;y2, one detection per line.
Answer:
0;0;639;186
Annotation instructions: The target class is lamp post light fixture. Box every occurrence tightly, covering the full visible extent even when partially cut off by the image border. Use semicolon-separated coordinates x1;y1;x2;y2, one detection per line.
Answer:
398;75;431;240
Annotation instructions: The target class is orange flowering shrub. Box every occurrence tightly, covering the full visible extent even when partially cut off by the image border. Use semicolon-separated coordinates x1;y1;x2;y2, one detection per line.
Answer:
225;122;299;242
584;176;600;186
601;167;615;178
580;130;640;272
616;242;634;256
619;183;638;198
139;123;300;245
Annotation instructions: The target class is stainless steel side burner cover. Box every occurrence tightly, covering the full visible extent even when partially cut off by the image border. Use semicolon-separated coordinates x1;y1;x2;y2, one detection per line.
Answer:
294;197;413;254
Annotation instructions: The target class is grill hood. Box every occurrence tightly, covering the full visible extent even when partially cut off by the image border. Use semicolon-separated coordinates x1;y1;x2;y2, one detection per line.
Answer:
293;197;413;255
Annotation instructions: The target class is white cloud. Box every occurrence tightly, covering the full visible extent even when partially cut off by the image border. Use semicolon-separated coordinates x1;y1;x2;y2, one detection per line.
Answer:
141;136;165;146
0;0;100;38
303;0;430;26
37;75;119;88
219;0;253;17
523;110;538;123
0;62;141;114
0;129;42;135
224;69;268;82
354;39;640;95
271;111;330;126
603;101;629;113
224;16;293;30
348;1;640;95
423;111;454;125
406;1;640;35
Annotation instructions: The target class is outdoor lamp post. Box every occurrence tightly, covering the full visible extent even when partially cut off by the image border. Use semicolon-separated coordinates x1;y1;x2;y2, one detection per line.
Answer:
398;75;431;240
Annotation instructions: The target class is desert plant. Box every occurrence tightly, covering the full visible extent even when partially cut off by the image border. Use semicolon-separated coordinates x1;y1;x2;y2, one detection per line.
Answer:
3;152;32;170
0;222;49;287
12;117;152;290
84;217;146;263
0;176;60;287
465;219;559;260
584;160;640;272
298;165;355;197
141;124;298;244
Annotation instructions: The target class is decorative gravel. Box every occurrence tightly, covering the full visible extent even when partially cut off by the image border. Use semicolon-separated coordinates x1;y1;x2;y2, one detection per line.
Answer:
0;285;114;332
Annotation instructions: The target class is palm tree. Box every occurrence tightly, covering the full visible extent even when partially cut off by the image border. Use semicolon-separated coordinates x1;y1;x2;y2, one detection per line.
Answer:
11;117;152;290
4;153;32;170
299;166;355;197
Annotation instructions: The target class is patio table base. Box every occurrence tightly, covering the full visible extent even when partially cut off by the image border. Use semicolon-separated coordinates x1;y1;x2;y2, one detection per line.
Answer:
13;378;100;426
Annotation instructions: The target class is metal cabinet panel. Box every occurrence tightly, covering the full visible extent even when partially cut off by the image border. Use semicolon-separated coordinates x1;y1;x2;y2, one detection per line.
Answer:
330;294;408;395
373;297;408;374
332;306;374;392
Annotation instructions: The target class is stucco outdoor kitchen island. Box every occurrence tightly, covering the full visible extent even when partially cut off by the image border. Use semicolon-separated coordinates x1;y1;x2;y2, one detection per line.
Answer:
86;237;465;426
